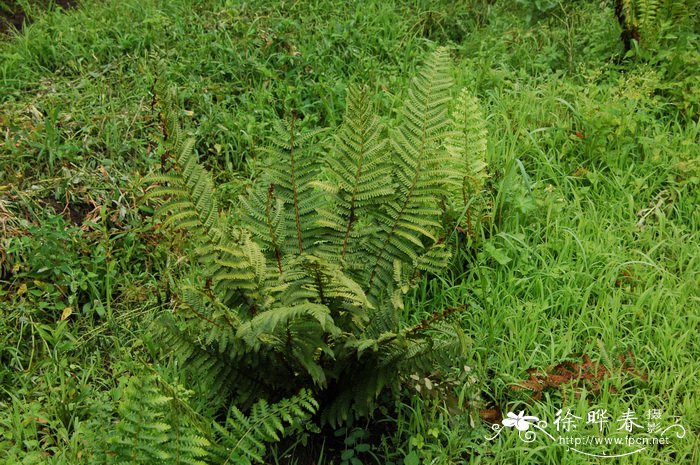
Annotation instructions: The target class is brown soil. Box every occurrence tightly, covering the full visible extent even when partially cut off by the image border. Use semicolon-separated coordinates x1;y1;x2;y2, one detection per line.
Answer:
1;0;78;35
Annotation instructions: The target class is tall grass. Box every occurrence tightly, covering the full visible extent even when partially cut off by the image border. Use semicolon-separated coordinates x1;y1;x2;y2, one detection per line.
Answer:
0;1;697;463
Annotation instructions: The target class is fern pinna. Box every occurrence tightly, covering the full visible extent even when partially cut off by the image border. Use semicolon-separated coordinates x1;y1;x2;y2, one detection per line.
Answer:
143;48;488;441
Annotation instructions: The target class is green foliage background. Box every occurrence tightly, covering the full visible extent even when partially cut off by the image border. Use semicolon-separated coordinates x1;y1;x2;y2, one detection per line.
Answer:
0;0;698;464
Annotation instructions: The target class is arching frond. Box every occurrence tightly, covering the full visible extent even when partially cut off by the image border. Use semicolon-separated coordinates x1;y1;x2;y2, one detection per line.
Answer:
364;48;460;301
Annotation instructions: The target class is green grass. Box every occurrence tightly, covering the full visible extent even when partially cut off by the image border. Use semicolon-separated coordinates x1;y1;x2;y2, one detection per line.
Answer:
1;0;698;463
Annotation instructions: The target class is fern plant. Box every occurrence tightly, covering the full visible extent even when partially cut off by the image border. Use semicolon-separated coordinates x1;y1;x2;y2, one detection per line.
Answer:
143;48;488;431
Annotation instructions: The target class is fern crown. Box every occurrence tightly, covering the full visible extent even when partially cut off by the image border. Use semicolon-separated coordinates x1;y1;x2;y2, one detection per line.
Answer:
144;47;488;427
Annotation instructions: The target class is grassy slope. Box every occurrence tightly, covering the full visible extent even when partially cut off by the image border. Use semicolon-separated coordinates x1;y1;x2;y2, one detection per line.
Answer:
0;0;698;463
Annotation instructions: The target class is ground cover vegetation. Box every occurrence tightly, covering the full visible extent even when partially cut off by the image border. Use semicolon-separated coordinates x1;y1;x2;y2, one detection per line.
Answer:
0;0;698;464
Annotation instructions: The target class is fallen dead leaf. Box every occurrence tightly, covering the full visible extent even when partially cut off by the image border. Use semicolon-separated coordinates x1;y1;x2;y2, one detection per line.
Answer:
511;353;646;401
479;409;503;424
60;307;73;321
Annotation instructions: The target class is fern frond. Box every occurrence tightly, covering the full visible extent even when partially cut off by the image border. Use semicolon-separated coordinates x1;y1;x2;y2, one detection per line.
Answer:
163;383;211;465
278;255;372;310
107;372;211;465
209;389;318;464
447;88;488;208
365;48;458;299
144;137;223;243
179;286;241;353
443;88;489;239
144;49;489;432
236;302;335;385
109;375;173;464
143;96;265;304
316;85;393;263
210;238;266;298
237;303;336;345
637;0;660;34
239;184;286;274
320;361;392;427
255;117;328;257
158;316;241;400
619;0;698;45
